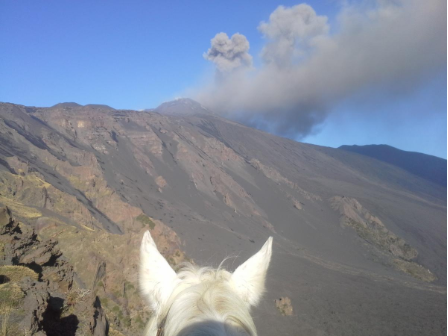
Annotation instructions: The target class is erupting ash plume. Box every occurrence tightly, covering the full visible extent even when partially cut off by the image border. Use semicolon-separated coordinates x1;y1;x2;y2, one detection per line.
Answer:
259;4;329;67
195;0;447;138
204;32;252;73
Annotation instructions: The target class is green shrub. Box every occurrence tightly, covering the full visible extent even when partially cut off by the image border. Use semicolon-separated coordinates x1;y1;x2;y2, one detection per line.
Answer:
136;214;155;230
124;282;135;291
123;316;131;327
101;297;109;307
0;283;24;309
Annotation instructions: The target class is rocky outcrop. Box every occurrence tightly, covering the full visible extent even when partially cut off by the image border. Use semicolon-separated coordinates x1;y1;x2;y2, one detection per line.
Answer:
23;280;50;334
0;169;101;229
330;196;436;282
36;217;184;335
0;207;109;336
275;297;294;316
0;206;18;233
330;196;417;260
0;200;185;336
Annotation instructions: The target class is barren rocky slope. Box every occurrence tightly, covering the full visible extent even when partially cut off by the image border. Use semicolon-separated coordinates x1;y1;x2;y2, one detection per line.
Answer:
0;99;445;335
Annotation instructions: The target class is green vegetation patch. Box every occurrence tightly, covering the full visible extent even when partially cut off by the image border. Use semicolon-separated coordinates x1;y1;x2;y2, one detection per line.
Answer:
135;314;143;326
346;219;417;261
124;281;135;291
100;297;109;308
0;197;42;219
113;289;122;298
136;214;155;230
0;266;38;283
393;259;437;282
122;316;131;327
0;283;24;310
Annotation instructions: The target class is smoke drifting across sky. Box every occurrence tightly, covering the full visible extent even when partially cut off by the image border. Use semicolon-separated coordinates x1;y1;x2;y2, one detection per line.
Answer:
197;0;446;138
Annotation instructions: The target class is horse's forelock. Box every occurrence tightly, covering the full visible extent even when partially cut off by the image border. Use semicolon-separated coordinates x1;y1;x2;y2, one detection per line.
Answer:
159;264;256;336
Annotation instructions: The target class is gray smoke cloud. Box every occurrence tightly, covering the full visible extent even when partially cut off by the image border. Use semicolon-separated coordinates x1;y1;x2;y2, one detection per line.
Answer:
203;32;252;73
259;4;329;66
195;0;446;138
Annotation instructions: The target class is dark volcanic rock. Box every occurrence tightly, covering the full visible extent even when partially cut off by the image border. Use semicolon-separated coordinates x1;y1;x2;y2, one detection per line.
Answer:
90;297;109;336
19;277;51;334
0;206;14;233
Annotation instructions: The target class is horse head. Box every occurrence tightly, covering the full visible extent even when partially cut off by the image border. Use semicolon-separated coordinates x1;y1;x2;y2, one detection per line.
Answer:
140;231;273;336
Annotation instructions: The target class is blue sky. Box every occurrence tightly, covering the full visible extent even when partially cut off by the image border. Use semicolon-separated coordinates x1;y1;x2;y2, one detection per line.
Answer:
0;0;446;158
304;71;447;157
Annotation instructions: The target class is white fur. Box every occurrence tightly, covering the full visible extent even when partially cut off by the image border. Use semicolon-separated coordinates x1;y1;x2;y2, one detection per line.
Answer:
139;231;273;336
232;237;273;306
140;231;179;313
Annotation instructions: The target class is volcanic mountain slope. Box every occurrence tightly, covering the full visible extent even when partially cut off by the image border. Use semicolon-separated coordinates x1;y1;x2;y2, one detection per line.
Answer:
0;99;446;336
339;144;447;187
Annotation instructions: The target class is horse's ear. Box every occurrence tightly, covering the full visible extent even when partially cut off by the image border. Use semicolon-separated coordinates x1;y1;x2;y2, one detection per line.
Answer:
231;237;273;306
140;231;178;311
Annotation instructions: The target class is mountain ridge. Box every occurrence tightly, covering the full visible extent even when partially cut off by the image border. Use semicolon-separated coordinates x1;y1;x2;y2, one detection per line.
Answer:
339;144;447;187
155;97;216;116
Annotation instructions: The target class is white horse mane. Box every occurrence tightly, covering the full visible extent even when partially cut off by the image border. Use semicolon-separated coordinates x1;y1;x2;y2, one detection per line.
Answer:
139;231;273;336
